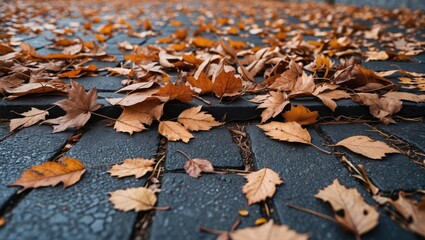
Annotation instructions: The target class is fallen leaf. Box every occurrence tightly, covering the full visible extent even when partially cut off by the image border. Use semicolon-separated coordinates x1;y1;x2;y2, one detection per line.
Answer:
192;37;215;48
184;158;214;178
257;121;311;145
283;105;318;125
109;187;156;212
212;70;242;98
158;121;193;143
242;168;283;205
258;91;290;123
269;60;302;91
108;158;155;178
9;157;86;190
352;93;402;124
9;108;49;132
365;51;389;62
43;80;103;132
187;72;213;94
315;90;351;112
154;82;194;103
315;179;379;238
177;106;221;131
230;220;309;240
6;81;68;100
336;135;399;159
383;92;425;103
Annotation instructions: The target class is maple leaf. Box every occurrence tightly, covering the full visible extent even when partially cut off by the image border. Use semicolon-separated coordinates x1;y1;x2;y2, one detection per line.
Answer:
154;82;194;103
336;135;400;159
109;187;157;212
230;220;309;240
383;92;425;103
212;70;242;99
9;108;49;132
315;90;351;112
289;72;315;97
352;93;402;124
258;91;290;123
184;158;214;178
242;168;283;205
283;105;318;125
257;121;311;145
177;106;221;131
114;99;164;135
0;74;24;92
187;72;212;94
108;158;155;178
269;60;302;91
315;179;379;238
158;121;194;143
9;157;86;190
43;80;102;132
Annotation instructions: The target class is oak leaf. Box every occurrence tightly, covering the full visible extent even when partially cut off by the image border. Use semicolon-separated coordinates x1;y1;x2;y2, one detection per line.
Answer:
177;106;221;131
108;158;155;178
10;108;49;132
109;187;156;212
283;105;318;125
9;157;86;190
242;168;283;205
212;70;242;98
44;80;103;132
257;121;311;145
315;179;379;238
154;82;194;103
258;91;290;123
187;72;212;94
184;158;214;178
158;121;193;143
230;220;309;240
336;135;400;159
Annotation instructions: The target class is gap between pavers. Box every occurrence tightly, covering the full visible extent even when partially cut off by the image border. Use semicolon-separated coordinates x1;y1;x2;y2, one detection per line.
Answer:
376;121;425;153
246;125;416;239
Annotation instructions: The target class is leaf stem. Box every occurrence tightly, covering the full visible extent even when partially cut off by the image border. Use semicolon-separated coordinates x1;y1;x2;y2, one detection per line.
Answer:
310;143;332;154
153;206;171;211
199;226;226;235
176;149;191;160
286;203;337;223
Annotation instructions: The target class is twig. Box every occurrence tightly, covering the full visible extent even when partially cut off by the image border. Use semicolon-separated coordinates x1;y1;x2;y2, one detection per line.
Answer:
310;143;332;155
199;226;226;235
286;203;337;223
176;149;191;160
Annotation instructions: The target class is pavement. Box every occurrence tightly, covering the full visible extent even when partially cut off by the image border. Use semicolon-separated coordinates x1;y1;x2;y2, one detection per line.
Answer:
1;0;425;240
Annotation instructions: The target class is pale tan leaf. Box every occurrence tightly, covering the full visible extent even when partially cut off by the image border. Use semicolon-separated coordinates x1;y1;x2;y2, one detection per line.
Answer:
316;90;350;112
10;108;49;132
108;158;155;178
177;106;221;131
242;168;283;205
230;220;308;240
383;92;425;103
9;157;86;190
258;91;290;123
109;187;156;212
365;51;389;62
184;158;214;178
315;179;379;238
336;135;400;159
158;121;193;143
257;121;311;144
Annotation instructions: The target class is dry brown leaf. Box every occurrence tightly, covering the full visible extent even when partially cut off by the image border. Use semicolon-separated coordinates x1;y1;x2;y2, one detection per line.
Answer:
43;80;102;132
187;72;212;95
336;135;399;159
9;108;49;132
352;93;402;124
109;187;156;212
192;37;215;48
0;74;24;92
383;92;425;103
177;106;221;131
230;220;308;240
9;157;86;190
184;158;214;178
315;179;379;238
158;121;194;143
282;105;318;125
6;81;68;100
154;82;194;103
108;158;155;178
212;70;242;98
258;91;290;123
315;90;351;112
365;51;389;62
269;60;302;91
242;168;283;205
257;121;311;145
57;64;98;78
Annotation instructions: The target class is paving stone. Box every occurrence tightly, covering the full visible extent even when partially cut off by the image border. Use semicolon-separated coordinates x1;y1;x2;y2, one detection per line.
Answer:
150;173;262;240
319;123;425;191
165;126;243;170
0;123;159;239
24;31;56;49
246;125;416;239
66;75;124;92
363;61;425;72
0;126;74;205
107;33;149;45
0;124;8;139
377;121;425;153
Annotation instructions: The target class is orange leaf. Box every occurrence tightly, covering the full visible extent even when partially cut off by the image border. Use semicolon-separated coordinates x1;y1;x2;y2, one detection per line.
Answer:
242;168;283;205
212;70;242;98
158;121;194;143
192;37;215;48
282;105;318;125
154;82;194;103
9;157;86;190
187;72;213;94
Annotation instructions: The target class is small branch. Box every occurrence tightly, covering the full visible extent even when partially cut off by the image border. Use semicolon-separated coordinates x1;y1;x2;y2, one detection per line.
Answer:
199;226;226;235
153;206;171;211
194;95;211;105
286;203;337;223
176;149;191;160
311;143;332;155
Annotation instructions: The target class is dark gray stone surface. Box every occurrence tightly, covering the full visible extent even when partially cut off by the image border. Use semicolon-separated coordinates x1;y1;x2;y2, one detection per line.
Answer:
247;125;416;239
319;123;425;191
363;61;425;73
0;124;8;139
377;121;425;153
165;126;243;170
150;173;262;240
0;126;74;205
68;75;124;92
24;31;56;49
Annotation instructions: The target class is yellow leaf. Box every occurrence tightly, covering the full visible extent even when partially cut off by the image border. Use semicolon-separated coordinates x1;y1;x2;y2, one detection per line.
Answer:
9;157;86;190
336;135;399;159
109;187;156;212
242;168;283;205
257;121;311;145
108;158;155;178
158;121;193;143
177;106;221;131
282;105;318;125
